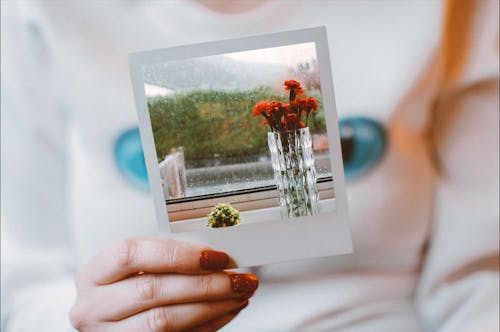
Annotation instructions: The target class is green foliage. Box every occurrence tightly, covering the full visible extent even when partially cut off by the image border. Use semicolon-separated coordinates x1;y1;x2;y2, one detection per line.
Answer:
147;87;326;163
207;203;240;228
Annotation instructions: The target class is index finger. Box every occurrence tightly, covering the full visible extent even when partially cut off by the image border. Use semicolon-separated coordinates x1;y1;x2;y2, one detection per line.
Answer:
78;237;231;286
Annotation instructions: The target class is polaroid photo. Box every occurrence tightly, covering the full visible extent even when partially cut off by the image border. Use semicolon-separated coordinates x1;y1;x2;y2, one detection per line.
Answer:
129;27;352;267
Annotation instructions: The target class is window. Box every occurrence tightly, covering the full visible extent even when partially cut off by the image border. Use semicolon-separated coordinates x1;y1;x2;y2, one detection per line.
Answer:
143;42;335;225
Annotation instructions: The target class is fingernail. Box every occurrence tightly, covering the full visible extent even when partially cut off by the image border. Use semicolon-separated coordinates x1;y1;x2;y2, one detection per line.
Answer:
199;250;230;270
229;274;259;294
230;300;249;315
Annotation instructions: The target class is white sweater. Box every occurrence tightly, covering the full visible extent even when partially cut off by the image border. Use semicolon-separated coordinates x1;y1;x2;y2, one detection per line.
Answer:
1;1;498;331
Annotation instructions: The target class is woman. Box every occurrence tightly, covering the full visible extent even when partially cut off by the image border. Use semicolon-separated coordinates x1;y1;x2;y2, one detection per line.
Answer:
2;0;498;331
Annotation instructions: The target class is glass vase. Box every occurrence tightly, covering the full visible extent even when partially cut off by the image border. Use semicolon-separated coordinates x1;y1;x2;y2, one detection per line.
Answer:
267;127;320;218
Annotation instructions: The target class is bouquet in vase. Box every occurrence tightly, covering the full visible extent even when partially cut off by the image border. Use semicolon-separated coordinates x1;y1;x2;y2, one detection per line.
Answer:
253;80;320;218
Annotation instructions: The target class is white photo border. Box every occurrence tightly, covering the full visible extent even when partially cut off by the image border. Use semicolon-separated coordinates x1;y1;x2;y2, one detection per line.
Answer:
129;27;352;267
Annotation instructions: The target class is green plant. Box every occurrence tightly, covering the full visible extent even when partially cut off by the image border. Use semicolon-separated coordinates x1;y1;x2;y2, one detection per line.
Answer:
207;203;240;228
147;87;326;163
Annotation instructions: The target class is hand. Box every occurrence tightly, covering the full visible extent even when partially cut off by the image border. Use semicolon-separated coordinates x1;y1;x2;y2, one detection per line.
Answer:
70;237;258;331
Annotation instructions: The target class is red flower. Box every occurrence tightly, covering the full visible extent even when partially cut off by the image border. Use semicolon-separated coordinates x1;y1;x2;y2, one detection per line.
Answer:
269;101;283;113
285;113;298;122
283;113;305;130
306;96;319;112
293;97;319;114
284;80;301;91
252;101;269;116
252;80;317;132
292;98;308;112
284;80;304;96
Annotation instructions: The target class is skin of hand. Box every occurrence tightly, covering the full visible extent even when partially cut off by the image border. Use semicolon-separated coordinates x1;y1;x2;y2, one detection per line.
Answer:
70;238;258;332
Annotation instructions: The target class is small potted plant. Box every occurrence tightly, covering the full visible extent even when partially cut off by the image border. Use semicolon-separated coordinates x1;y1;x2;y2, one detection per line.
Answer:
207;203;240;228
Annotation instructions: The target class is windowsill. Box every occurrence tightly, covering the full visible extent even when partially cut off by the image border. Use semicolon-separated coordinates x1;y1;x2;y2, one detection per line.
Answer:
167;178;335;221
170;198;336;233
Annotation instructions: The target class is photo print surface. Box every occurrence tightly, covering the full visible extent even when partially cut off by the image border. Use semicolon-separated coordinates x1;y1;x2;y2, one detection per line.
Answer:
142;42;335;232
129;27;352;267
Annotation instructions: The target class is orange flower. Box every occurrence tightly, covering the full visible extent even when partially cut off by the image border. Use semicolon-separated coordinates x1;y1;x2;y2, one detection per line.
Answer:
292;98;308;112
285;113;299;122
252;79;316;132
294;97;318;114
269;101;283;113
252;101;269;116
284;80;301;90
282;113;305;130
284;80;304;95
306;96;319;111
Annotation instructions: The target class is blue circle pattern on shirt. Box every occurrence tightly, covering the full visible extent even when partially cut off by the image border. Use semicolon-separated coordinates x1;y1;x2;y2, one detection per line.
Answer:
114;127;149;191
339;117;387;180
114;117;387;190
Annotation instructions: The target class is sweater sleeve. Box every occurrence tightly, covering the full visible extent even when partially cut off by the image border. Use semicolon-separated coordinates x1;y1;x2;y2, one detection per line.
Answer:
415;1;499;331
1;2;76;330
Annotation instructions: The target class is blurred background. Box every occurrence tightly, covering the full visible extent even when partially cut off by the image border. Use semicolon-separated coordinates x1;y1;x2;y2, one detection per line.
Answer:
1;0;498;331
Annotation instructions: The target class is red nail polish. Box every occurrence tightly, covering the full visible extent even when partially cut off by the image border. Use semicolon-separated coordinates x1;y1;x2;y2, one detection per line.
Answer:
229;274;259;294
229;300;249;315
236;291;255;300
199;250;230;270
